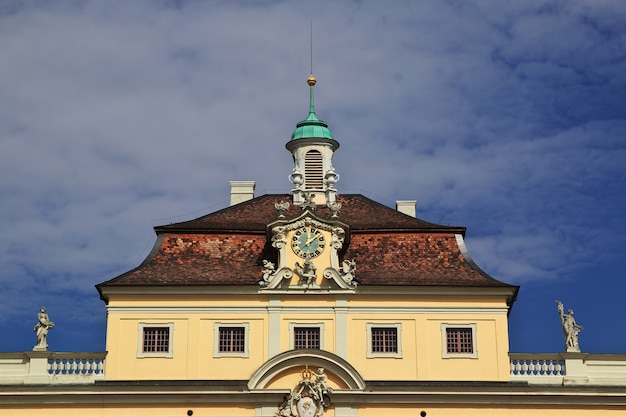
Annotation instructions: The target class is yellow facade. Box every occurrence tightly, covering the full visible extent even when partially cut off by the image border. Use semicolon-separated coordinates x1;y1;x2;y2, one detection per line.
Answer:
103;290;511;383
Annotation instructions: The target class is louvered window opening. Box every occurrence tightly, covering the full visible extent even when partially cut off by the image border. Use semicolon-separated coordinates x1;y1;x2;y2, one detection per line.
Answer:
143;327;170;353
446;328;473;354
219;327;246;352
371;327;398;353
294;327;320;349
304;150;324;189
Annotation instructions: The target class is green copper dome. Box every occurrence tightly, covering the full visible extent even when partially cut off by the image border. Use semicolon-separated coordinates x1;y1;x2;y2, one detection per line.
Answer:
290;75;335;141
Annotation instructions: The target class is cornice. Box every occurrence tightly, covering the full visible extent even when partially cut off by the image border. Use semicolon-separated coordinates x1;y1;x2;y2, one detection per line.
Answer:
1;382;625;407
106;305;511;315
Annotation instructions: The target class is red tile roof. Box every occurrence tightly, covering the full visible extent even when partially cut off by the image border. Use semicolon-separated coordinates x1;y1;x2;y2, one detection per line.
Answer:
97;194;516;292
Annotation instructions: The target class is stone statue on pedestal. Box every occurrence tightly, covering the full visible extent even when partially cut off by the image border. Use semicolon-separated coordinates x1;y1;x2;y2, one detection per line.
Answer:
557;300;583;352
34;306;55;351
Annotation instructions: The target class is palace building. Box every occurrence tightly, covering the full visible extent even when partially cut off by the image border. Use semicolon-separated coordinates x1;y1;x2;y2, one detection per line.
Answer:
1;74;626;417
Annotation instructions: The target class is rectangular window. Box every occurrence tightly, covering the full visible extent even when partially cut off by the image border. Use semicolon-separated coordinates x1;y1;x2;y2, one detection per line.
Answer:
446;328;473;354
213;322;249;357
366;323;402;358
294;327;321;349
219;327;246;353
441;323;477;358
143;327;170;352
137;323;174;358
371;327;398;353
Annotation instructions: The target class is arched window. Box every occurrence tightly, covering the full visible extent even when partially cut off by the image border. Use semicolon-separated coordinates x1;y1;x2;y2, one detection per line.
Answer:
304;150;323;189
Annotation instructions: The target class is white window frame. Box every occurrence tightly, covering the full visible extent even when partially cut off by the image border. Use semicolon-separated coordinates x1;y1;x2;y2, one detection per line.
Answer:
366;323;402;358
289;322;325;350
137;322;174;358
213;322;250;358
441;323;478;359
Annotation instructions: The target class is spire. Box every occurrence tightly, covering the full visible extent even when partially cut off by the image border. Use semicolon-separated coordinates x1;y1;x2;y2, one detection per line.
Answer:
290;74;335;141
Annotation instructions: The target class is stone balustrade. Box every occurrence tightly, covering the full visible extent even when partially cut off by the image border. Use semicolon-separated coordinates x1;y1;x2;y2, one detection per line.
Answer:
0;351;106;385
510;353;564;384
2;350;626;386
510;352;626;385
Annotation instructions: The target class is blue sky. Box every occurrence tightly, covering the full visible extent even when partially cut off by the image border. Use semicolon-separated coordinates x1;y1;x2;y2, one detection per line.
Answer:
0;0;625;354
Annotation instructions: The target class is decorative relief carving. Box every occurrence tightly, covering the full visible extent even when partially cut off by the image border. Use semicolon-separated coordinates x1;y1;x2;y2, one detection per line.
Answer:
301;192;316;211
289;168;304;192
330;227;345;250
340;259;356;284
324;167;339;191
275;201;290;219
259;262;293;288
275;217;345;246
327;202;341;218
272;226;288;249
260;260;276;286
262;216;350;291
275;366;331;417
322;262;358;290
295;256;317;288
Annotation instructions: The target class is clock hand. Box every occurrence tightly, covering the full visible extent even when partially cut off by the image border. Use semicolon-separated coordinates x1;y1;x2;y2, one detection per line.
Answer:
305;234;318;246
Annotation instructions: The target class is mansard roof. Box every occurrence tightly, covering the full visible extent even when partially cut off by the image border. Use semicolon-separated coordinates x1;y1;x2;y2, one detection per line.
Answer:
97;194;517;295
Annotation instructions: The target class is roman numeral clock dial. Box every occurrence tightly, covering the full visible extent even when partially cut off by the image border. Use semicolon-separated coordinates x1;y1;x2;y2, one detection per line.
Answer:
291;227;326;258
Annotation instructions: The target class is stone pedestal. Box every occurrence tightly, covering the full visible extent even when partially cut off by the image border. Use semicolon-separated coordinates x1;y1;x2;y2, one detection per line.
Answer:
561;352;589;385
23;351;51;384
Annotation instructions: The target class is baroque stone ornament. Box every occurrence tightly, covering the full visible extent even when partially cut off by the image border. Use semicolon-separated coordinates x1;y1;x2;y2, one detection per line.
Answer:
259;260;276;286
275;201;290;219
295;256;317;288
272;226;288;249
557;300;583;352
327;201;341;218
263;215;353;291
34;306;55;351
301;192;316;211
275;366;332;417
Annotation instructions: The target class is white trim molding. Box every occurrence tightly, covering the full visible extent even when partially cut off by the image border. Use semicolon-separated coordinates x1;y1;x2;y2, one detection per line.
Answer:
137;322;174;358
441;323;478;359
366;323;403;358
289;322;325;350
213;322;250;358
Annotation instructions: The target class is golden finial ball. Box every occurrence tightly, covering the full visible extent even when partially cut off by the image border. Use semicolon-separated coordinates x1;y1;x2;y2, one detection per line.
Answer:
307;74;316;86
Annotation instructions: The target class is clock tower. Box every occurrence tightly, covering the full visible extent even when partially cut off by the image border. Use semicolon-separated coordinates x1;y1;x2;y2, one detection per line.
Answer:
258;74;354;292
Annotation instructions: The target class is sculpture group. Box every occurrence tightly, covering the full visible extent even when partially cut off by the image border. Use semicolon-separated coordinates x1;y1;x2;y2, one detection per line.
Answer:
276;366;332;417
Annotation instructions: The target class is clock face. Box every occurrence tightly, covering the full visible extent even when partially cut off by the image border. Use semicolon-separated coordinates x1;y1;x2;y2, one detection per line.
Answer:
291;227;326;258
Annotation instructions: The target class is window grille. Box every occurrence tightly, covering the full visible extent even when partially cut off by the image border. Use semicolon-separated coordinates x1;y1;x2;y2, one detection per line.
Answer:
446;327;474;354
143;327;170;353
219;327;246;352
371;327;398;353
294;327;321;349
